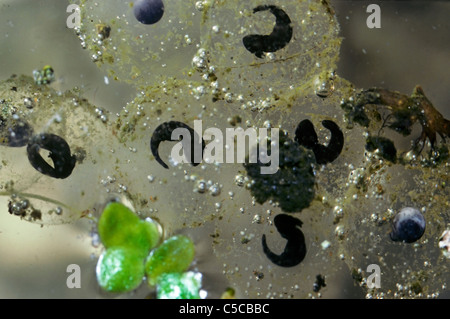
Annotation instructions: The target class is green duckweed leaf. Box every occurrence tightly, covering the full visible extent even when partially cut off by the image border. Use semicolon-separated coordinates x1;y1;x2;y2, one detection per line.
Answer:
98;202;160;258
157;271;202;299
145;235;195;286
96;247;145;293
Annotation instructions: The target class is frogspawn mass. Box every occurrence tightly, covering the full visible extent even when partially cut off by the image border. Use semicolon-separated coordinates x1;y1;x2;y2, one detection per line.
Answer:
0;0;449;299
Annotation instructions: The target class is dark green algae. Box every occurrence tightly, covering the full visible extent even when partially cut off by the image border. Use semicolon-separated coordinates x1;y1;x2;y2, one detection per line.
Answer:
244;130;316;213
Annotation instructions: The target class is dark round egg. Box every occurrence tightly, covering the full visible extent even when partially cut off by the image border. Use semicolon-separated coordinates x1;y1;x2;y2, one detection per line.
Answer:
1;119;34;147
133;0;164;25
390;207;426;243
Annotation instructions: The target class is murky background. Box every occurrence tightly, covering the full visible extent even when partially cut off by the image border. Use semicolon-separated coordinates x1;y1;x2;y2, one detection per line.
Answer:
0;0;448;298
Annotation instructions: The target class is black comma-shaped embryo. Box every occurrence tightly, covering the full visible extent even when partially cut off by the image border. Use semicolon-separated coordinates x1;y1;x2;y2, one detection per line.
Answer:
262;214;307;267
243;5;293;58
27;133;77;179
150;121;205;169
295;119;344;164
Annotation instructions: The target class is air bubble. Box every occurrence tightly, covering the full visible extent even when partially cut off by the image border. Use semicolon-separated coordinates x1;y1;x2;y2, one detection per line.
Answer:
195;1;205;11
234;174;246;187
209;183;221;196
194;180;207;193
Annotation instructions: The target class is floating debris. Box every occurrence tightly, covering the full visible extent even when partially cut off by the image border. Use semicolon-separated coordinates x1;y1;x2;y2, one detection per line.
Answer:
32;65;55;85
439;229;450;259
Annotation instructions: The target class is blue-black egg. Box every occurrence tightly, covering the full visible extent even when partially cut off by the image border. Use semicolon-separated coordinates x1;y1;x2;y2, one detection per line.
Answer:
133;0;165;25
390;207;426;243
3;119;34;147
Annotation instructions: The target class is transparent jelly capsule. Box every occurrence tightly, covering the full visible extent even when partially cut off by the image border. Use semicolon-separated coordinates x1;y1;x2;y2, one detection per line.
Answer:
0;75;125;224
74;0;202;86
112;78;251;234
198;0;341;101
211;192;343;298
339;160;449;298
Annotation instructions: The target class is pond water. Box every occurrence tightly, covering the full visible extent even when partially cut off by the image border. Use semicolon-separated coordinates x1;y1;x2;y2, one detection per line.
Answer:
0;0;448;299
